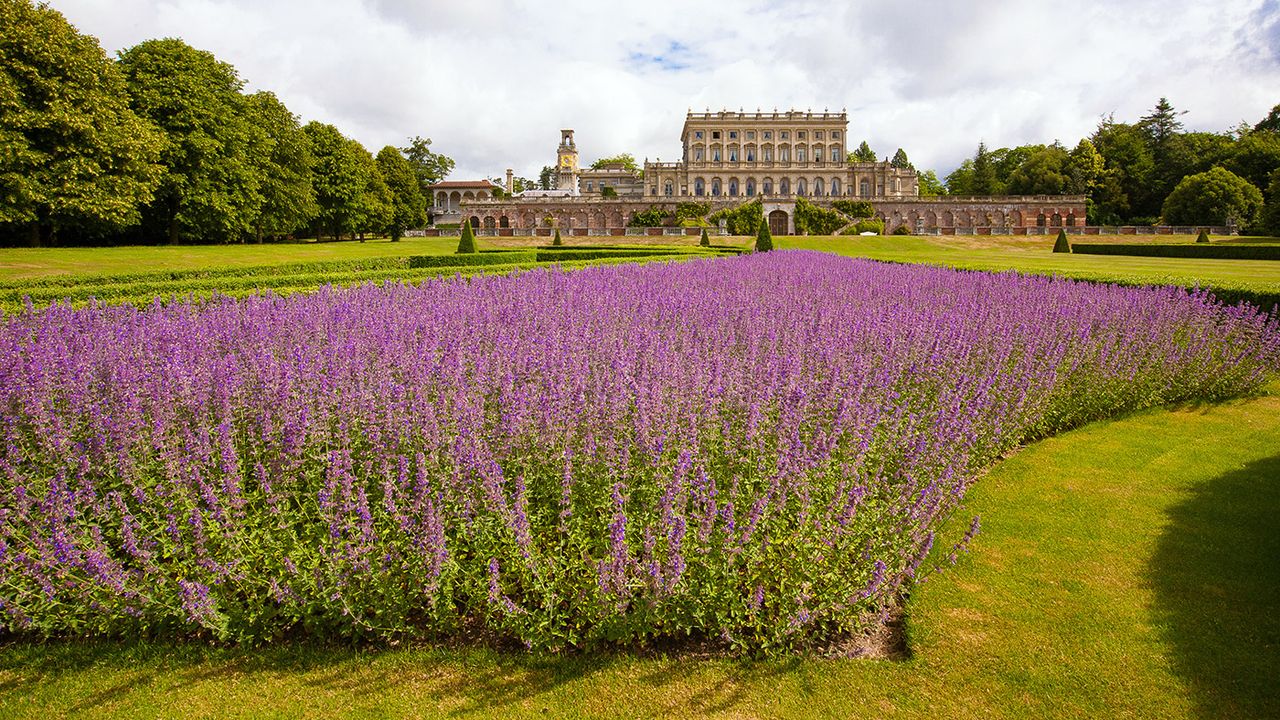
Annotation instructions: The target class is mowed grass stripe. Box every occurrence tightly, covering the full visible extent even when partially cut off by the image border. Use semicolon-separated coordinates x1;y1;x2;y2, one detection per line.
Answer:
2;387;1275;719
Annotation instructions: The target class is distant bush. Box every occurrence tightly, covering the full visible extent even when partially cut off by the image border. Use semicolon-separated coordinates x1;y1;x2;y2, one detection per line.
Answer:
843;219;885;235
700;227;710;247
553;229;563;246
893;224;912;235
708;199;763;235
832;200;874;218
1162;167;1264;228
629;206;669;227
794;197;846;235
1196;230;1210;244
600;186;618;198
676;202;711;223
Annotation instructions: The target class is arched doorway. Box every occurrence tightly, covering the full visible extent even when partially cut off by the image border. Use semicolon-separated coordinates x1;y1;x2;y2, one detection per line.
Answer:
469;216;481;231
768;210;789;236
483;216;496;230
499;216;510;229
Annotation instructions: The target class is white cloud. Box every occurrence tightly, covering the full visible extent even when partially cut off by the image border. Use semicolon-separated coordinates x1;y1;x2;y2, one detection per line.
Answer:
48;0;1280;179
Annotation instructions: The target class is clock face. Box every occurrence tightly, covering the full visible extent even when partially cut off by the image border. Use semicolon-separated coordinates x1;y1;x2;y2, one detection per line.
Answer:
560;156;574;168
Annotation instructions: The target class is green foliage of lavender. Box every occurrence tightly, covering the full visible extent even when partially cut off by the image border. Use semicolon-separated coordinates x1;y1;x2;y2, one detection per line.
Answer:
1;252;1277;653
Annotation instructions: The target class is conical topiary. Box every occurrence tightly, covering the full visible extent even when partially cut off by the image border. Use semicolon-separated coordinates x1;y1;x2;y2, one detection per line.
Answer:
755;219;773;253
456;219;477;254
700;227;710;247
553;228;563;246
1052;228;1071;253
1196;229;1210;243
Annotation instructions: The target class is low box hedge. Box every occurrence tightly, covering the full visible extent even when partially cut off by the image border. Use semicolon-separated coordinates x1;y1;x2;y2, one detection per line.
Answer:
1072;244;1280;260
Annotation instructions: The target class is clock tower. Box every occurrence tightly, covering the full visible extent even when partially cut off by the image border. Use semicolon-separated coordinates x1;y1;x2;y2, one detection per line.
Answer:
556;129;579;194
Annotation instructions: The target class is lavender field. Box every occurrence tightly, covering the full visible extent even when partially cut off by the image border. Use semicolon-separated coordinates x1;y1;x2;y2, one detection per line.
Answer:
1;251;1277;654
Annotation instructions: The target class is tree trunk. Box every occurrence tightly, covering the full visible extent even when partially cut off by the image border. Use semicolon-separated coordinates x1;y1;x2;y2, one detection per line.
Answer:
26;224;41;248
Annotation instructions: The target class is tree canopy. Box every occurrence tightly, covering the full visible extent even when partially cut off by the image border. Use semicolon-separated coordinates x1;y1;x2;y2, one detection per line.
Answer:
1161;166;1263;227
849;140;877;162
401;136;455;194
0;0;163;245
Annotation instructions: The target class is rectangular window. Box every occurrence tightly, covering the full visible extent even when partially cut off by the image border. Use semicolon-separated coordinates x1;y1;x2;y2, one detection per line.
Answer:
746;131;756;140
729;150;737;162
797;131;806;139
695;149;703;161
832;130;840;139
712;131;721;139
815;131;823;140
694;131;703;139
780;131;789;140
713;149;721;161
729;131;738;139
587;181;594;191
831;147;840;162
763;131;772;139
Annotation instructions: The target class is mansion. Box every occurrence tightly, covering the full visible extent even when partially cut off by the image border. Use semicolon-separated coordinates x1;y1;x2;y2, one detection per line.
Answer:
430;110;1085;235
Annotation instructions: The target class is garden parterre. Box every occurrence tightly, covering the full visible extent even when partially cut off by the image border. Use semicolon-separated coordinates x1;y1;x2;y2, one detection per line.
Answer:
0;251;1276;654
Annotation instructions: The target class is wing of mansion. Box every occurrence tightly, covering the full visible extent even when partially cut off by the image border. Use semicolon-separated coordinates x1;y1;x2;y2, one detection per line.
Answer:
430;110;1086;236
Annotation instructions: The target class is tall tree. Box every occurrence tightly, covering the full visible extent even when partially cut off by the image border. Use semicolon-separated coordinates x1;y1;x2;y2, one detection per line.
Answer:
1092;116;1157;220
1255;103;1280;133
971;142;998;195
1262;168;1280;235
916;169;946;196
849;140;877;162
1065;139;1105;195
118;39;263;244
590;153;641;174
889;148;913;170
352;147;392;241
944;159;975;195
375;145;425;241
1005;145;1070;195
244;91;316;242
401;136;454;195
303;122;369;241
1161;166;1263;227
538;165;555;190
1224;130;1280;192
0;0;163;246
1138;97;1186;150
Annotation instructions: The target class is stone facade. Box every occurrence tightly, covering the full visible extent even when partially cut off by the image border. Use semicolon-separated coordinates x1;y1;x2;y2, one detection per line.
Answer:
451;109;1086;234
457;195;1086;235
643;110;918;200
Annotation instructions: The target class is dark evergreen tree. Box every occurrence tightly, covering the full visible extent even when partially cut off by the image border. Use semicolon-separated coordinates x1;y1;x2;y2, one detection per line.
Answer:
456;217;477;253
1196;229;1210;243
755;216;773;252
552;228;562;246
699;227;710;247
971;142;998;195
1052;228;1071;253
890;148;913;170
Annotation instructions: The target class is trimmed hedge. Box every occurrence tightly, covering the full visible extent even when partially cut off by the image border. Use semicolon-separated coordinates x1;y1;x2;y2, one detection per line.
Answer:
1072;244;1280;260
408;252;537;268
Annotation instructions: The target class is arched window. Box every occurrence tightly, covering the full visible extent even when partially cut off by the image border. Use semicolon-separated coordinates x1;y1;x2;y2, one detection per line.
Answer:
796;178;807;196
831;178;841;195
797;147;806;162
779;177;790;194
763;178;773;194
695;178;705;196
780;144;790;162
499;216;509;228
814;177;824;196
711;178;721;196
728;178;738;196
729;146;738;162
693;144;704;162
745;178;755;196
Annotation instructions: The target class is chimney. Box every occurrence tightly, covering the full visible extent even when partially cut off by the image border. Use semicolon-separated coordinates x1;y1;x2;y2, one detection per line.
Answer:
505;168;514;195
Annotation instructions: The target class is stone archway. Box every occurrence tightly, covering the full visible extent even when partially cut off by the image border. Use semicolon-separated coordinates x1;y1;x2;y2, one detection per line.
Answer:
768;210;789;236
499;216;510;229
483;216;496;230
469;216;481;231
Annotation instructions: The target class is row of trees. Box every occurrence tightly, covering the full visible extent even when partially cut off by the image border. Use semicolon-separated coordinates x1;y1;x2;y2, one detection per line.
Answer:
938;98;1280;230
0;0;454;246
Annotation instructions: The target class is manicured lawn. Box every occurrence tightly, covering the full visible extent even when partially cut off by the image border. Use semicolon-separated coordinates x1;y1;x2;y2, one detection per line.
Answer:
767;235;1280;301
0;237;459;282
3;386;1275;719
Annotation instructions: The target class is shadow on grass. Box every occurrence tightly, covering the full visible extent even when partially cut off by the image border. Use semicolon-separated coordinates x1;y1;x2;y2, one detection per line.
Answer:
1149;454;1280;720
0;636;808;716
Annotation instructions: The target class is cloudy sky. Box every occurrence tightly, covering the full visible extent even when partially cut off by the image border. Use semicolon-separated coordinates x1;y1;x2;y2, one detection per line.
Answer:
48;0;1280;181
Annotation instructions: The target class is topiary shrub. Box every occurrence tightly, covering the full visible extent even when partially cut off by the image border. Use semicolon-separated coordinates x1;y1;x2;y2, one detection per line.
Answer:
699;227;710;247
553;228;563;246
755;216;773;252
1052;229;1071;253
456;219;478;254
1196;229;1210;244
846;219;884;235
